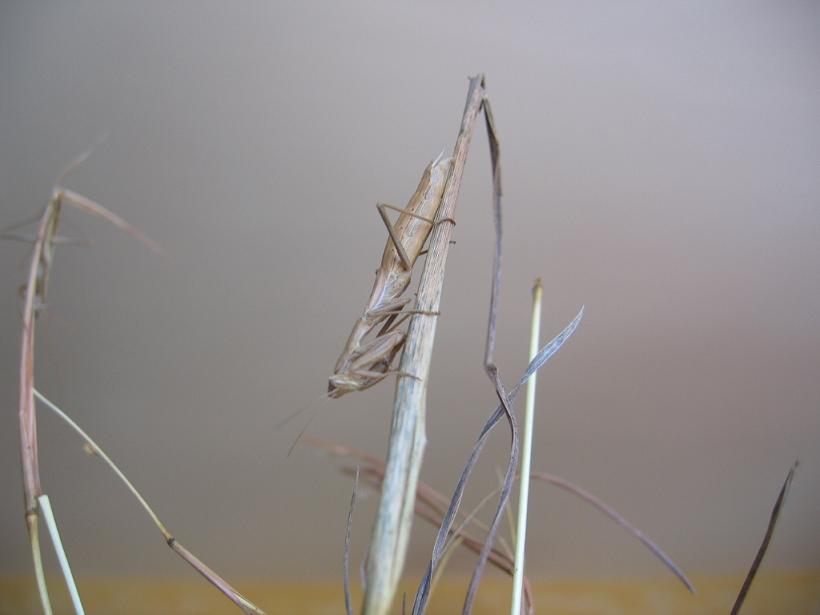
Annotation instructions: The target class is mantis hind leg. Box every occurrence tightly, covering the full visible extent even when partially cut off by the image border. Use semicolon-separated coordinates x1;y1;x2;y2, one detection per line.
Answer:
376;202;455;270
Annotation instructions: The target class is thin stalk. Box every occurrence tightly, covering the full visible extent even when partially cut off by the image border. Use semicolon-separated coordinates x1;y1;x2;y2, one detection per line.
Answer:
34;389;265;615
511;279;542;615
363;74;487;615
19;197;61;615
34;391;169;537
27;514;53;615
38;495;85;615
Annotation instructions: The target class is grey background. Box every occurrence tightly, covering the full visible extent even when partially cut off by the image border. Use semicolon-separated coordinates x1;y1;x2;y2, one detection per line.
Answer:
1;1;818;583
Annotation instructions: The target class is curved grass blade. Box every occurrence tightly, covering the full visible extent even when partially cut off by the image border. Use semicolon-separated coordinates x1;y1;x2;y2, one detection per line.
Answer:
730;461;798;614
413;307;583;614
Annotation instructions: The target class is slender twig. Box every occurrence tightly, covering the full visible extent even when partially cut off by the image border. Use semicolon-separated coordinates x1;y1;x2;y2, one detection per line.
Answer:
511;279;543;615
34;390;266;615
362;74;488;615
730;461;798;614
38;495;85;615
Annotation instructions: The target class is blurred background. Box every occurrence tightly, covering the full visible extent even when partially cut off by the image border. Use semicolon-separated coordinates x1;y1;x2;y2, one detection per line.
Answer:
1;2;818;613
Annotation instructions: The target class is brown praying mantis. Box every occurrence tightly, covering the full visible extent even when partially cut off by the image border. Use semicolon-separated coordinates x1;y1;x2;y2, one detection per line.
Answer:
277;153;453;441
327;152;453;398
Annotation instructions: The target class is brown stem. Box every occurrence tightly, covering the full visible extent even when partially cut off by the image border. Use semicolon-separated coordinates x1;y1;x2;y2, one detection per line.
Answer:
15;178;262;615
18;197;60;614
362;75;487;615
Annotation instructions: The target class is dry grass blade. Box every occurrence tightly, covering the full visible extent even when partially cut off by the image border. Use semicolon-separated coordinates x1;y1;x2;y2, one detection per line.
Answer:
358;468;535;613
529;472;694;593
344;468;360;615
309;435;695;613
428;535;464;599
413;308;583;614
306;438;539;612
58;188;163;255
461;92;520;615
412;81;516;615
481;96;503;381
34;390;266;615
40;393;263;611
169;542;264;615
12;168;263;615
463;368;517;614
730;461;798;614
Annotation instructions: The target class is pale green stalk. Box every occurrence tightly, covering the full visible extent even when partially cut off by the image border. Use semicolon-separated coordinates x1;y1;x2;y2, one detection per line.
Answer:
511;279;542;615
38;495;85;615
27;514;53;615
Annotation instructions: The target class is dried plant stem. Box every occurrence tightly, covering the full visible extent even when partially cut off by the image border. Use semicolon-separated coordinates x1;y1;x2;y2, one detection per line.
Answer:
414;309;583;614
511;279;543;615
15;172;261;615
34;391;165;533
38;495;85;615
17;178;161;615
730;461;798;614
529;472;694;593
309;435;692;613
20;195;66;615
33;390;266;615
362;75;488;614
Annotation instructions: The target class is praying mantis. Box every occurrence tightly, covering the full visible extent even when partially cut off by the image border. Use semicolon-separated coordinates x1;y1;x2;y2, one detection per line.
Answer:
327;153;453;398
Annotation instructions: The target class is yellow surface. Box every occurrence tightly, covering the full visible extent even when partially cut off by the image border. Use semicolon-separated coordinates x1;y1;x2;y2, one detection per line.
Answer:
1;571;818;614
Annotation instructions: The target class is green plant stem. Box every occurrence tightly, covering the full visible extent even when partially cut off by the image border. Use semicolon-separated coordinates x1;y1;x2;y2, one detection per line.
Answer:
27;513;53;615
511;279;542;615
38;495;85;615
